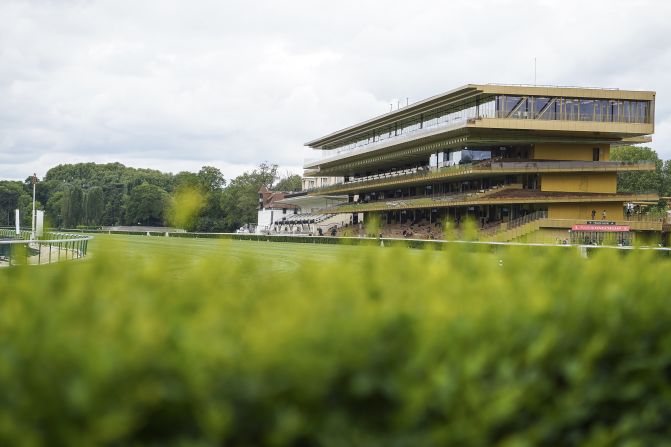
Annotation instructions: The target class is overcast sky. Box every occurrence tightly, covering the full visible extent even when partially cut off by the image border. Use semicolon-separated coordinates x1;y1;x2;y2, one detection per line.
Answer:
1;0;670;181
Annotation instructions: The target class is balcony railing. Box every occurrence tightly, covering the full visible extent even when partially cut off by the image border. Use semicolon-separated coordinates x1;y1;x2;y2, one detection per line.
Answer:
310;102;650;163
325;184;521;213
305;160;655;194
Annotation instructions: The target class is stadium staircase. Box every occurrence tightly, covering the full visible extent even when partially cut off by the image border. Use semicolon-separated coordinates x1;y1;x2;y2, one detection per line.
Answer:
315;213;351;231
482;211;548;242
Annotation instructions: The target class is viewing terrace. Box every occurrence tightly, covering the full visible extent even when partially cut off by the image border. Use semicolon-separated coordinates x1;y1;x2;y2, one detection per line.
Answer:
306;159;655;195
305;84;655;173
320;185;657;214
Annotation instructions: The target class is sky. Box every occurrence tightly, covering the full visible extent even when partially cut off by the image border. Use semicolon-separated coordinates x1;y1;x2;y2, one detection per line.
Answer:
1;0;670;181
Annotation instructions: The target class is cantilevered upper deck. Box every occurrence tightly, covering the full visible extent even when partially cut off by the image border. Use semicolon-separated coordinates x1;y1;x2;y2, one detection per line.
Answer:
304;84;655;175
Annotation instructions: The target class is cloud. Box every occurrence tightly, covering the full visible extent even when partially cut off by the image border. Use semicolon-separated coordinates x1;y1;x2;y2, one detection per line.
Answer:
0;0;670;181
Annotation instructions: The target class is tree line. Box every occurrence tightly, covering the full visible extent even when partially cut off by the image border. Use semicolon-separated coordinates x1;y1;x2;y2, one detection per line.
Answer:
0;161;302;232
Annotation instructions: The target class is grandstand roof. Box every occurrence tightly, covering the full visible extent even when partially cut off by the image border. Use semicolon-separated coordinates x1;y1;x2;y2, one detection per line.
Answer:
305;84;655;149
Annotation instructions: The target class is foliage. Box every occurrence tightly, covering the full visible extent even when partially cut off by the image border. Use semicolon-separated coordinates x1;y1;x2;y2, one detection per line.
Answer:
61;184;84;227
274;174;302;192
0;181;28;226
197;166;227;192
610;145;664;194
125;183;170;225
1;241;671;446
220;162;278;230
168;188;205;230
44;162;175;227
84;186;105;226
3;161;297;231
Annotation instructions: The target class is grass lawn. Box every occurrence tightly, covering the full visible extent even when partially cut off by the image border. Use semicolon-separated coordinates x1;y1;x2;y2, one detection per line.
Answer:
85;233;568;279
88;234;384;277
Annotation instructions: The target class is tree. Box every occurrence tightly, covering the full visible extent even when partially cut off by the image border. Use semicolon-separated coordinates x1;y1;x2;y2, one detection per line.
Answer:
220;163;279;231
197;166;226;192
61;185;84;227
102;183;126;226
125;183;169;226
610;146;663;194
44;162;174;226
662;160;671;198
84;187;104;225
173;171;200;192
0;182;22;226
46;191;64;228
274;174;302;192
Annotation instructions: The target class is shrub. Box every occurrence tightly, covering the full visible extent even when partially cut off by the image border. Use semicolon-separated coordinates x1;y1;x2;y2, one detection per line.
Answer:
0;242;670;446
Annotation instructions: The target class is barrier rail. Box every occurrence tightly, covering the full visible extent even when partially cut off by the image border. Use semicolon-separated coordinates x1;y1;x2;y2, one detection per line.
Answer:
306;160;654;194
0;229;93;267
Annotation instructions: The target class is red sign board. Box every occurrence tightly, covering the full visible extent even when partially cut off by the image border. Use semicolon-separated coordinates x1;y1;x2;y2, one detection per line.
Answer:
571;224;630;232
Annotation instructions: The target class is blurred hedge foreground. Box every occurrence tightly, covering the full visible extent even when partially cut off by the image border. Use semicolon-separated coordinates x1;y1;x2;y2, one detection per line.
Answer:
1;242;671;447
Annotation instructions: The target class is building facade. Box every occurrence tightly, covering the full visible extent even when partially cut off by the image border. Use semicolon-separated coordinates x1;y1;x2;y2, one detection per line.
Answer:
303;84;659;242
301;176;343;191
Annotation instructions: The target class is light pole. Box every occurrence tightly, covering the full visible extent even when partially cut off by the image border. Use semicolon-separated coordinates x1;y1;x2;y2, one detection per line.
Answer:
30;173;37;240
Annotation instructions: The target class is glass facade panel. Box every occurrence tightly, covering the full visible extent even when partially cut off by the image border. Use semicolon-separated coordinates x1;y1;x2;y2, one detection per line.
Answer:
533;97;550;118
504;96;521;116
492;95;650;125
579;99;594;121
640;101;648;123
325;93;650;153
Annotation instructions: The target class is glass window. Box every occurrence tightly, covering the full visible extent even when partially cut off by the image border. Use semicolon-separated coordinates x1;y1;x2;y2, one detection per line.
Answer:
595;100;607;122
580;99;594;121
533;97;550;118
639;101;649;123
464;149;492;161
623;101;631;123
504;96;521;116
565;99;578;120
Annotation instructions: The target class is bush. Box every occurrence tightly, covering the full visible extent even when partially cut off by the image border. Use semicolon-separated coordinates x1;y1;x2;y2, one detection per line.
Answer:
0;242;670;446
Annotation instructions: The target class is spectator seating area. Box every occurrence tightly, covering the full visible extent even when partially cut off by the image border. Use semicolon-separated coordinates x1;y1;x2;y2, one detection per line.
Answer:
278;212;330;225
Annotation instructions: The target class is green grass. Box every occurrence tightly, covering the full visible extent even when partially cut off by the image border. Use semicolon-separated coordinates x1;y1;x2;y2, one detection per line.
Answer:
87;233;508;279
87;234;384;276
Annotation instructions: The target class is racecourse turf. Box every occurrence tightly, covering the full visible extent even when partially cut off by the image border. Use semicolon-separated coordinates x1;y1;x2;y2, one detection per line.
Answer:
88;234;384;277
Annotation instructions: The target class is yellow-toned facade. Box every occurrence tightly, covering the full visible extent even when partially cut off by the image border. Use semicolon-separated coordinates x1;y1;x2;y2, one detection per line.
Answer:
541;173;617;193
303;83;658;242
533;143;610;161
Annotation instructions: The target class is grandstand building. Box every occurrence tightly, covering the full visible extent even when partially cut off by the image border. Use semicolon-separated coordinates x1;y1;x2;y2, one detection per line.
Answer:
303;84;660;242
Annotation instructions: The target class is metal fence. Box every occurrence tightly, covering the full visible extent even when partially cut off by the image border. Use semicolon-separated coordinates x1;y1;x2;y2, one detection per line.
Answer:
0;229;93;267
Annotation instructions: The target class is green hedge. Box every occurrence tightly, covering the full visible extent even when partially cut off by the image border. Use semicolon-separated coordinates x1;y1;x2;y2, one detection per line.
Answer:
1;243;671;446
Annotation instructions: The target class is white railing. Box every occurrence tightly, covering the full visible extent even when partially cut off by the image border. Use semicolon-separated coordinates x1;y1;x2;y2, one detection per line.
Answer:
0;229;93;267
486;83;620;90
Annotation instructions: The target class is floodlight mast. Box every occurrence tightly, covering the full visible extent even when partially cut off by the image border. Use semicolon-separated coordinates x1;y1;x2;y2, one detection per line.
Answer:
31;173;37;240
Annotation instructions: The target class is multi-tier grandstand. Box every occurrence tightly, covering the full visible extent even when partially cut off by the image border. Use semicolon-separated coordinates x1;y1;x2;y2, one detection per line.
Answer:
303;84;662;242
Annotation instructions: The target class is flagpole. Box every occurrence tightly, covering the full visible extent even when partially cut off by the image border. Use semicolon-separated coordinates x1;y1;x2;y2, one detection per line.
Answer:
31;173;36;240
